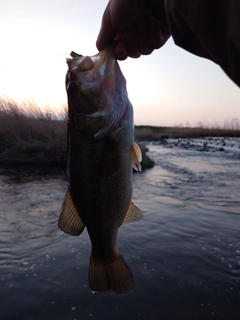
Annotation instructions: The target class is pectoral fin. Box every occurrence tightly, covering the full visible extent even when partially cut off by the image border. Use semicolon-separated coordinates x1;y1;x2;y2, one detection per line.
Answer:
122;202;143;225
58;189;85;236
131;142;142;171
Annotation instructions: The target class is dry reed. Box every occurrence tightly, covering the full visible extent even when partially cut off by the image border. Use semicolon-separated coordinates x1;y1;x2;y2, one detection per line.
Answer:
0;98;67;163
2;98;238;166
135;123;240;141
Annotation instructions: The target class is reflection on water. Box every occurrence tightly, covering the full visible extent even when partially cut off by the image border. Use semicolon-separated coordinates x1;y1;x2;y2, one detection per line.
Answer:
0;146;240;320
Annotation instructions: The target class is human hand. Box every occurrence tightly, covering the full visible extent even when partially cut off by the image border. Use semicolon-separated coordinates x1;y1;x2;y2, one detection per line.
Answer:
96;0;171;60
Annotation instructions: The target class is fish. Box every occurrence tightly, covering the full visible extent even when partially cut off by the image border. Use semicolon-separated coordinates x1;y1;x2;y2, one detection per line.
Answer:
58;45;143;294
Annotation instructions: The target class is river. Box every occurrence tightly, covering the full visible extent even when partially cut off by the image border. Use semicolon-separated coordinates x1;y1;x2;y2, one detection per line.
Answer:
0;142;240;320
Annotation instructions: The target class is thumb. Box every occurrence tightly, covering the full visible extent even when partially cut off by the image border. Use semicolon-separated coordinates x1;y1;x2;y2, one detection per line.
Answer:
96;4;117;51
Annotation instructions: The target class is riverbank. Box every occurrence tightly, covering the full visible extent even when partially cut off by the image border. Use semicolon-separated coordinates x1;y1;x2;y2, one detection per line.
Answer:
1;99;239;168
134;124;240;140
0;99;154;169
151;137;240;155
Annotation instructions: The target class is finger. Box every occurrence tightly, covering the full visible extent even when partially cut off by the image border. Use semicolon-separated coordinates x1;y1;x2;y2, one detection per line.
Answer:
96;3;117;51
148;19;170;49
114;41;128;60
136;18;154;55
122;28;141;58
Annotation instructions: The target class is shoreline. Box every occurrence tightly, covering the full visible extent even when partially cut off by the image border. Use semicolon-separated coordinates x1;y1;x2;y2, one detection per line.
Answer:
1;99;239;168
1;136;240;170
0;143;154;171
134;125;240;140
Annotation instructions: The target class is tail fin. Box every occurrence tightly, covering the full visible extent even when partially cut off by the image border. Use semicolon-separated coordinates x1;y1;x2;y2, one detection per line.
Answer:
88;254;134;294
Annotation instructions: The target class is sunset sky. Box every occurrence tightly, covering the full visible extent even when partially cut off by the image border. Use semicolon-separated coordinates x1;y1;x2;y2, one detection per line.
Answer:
0;0;239;127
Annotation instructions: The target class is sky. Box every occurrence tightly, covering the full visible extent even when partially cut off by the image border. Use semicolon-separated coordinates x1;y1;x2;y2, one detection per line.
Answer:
0;0;239;127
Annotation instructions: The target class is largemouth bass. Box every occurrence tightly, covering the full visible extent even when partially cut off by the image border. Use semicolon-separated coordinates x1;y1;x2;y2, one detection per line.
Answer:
58;46;143;294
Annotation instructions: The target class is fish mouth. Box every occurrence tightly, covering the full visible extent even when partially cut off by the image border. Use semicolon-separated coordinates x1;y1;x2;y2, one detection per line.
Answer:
64;43;131;143
65;44;117;96
66;43;116;74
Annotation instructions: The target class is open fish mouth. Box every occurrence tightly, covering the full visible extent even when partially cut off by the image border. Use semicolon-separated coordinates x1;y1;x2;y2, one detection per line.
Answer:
64;44;129;137
66;43;115;74
65;44;118;98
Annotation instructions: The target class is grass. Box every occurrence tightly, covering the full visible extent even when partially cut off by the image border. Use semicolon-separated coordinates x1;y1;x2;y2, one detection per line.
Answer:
0;98;67;163
1;98;239;167
0;98;153;168
135;123;240;140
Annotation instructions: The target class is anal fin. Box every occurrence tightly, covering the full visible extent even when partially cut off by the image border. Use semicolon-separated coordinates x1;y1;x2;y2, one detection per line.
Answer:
58;189;85;236
122;202;143;225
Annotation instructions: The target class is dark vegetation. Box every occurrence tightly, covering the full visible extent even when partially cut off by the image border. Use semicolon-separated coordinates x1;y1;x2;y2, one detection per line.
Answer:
135;123;240;140
0;98;67;164
0;99;155;169
1;98;239;169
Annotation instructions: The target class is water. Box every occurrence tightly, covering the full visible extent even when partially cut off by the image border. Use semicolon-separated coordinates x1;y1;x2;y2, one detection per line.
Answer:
0;143;240;320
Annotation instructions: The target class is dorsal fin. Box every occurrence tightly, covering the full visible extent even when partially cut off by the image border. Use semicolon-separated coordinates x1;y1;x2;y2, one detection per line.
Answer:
58;189;85;236
130;142;142;171
122;202;143;225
